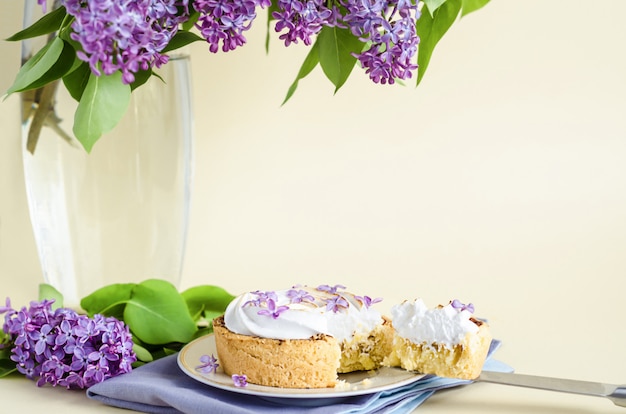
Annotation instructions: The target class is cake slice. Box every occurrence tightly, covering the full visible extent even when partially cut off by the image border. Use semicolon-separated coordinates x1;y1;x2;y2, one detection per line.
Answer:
384;299;492;380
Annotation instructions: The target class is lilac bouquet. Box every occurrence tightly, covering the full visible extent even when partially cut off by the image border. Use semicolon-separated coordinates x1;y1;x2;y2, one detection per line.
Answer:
7;0;489;152
0;279;236;389
0;298;136;389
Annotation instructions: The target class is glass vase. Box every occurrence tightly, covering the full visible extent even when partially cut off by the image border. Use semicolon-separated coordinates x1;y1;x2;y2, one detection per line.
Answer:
21;55;193;307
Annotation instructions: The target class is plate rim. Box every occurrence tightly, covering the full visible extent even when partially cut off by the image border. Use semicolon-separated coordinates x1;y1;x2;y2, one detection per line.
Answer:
177;333;425;399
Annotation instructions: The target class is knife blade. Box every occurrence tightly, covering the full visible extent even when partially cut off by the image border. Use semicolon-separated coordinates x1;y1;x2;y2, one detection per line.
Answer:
477;371;626;407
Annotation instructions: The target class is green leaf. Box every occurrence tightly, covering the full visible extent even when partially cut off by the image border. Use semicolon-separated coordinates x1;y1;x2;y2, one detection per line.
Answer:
181;285;234;319
132;343;154;363
162;347;178;356
63;61;91;101
423;0;448;15
0;359;17;378
129;68;153;91
202;310;223;324
317;26;363;92
38;284;63;309
461;0;490;16
6;37;75;94
73;71;131;153
416;0;462;86
181;12;200;31
0;347;16;377
123;279;197;345
80;283;135;318
265;5;280;53
282;42;320;105
0;347;10;359
5;6;67;41
161;31;204;53
191;326;215;341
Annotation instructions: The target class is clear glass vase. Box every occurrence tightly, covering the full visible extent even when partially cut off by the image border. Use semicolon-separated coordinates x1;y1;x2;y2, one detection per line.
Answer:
21;55;193;307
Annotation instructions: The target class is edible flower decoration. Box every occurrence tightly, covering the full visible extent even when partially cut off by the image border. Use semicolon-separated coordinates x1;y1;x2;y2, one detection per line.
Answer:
450;299;475;314
324;295;349;313
196;354;219;374
0;298;136;389
243;290;278;307
257;298;290;319
355;295;383;308
286;289;315;304
317;284;346;294
242;290;291;319
232;374;248;387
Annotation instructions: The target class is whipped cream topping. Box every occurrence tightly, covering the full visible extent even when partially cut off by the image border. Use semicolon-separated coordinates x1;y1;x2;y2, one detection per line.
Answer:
391;299;479;349
223;285;383;342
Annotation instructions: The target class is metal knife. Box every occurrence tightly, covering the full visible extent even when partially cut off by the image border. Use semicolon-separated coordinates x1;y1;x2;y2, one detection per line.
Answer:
478;371;626;407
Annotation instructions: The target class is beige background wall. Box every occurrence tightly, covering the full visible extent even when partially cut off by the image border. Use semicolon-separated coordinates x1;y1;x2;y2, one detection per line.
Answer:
1;0;626;393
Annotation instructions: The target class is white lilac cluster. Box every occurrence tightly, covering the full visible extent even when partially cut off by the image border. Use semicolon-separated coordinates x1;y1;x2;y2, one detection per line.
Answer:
0;298;136;389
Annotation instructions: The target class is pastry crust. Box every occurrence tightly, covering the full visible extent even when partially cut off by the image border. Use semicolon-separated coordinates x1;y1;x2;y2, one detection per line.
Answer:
213;315;341;388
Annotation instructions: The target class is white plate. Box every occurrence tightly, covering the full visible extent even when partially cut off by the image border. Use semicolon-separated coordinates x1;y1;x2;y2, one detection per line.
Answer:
177;334;425;399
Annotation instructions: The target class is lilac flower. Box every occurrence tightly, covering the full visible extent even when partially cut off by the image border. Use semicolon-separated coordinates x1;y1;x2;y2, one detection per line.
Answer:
195;0;269;53
62;0;190;84
243;290;278;307
196;354;219;374
0;298;136;389
0;297;11;313
41;0;420;91
257;299;290;319
10;346;30;365
340;0;420;84
317;284;346;294
31;323;57;355
354;295;383;308
450;299;475;314
232;374;248;387
286;289;315;304
324;295;349;313
272;0;335;46
37;0;47;13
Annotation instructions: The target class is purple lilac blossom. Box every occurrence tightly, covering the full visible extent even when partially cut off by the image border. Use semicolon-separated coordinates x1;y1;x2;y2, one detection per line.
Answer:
232;373;248;387
243;290;278;307
0;298;136;389
196;354;220;374
324;295;349;313
46;0;419;88
286;289;315;304
272;0;336;46
257;299;290;319
317;284;346;294
195;0;271;53
61;0;190;84
450;299;475;314
340;0;420;84
354;295;383;308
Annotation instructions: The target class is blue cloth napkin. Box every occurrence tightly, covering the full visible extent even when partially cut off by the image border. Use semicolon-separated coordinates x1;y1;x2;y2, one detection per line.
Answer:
87;340;511;414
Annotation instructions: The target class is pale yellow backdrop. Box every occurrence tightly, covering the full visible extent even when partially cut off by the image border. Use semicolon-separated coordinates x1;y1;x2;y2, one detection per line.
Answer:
1;1;626;412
